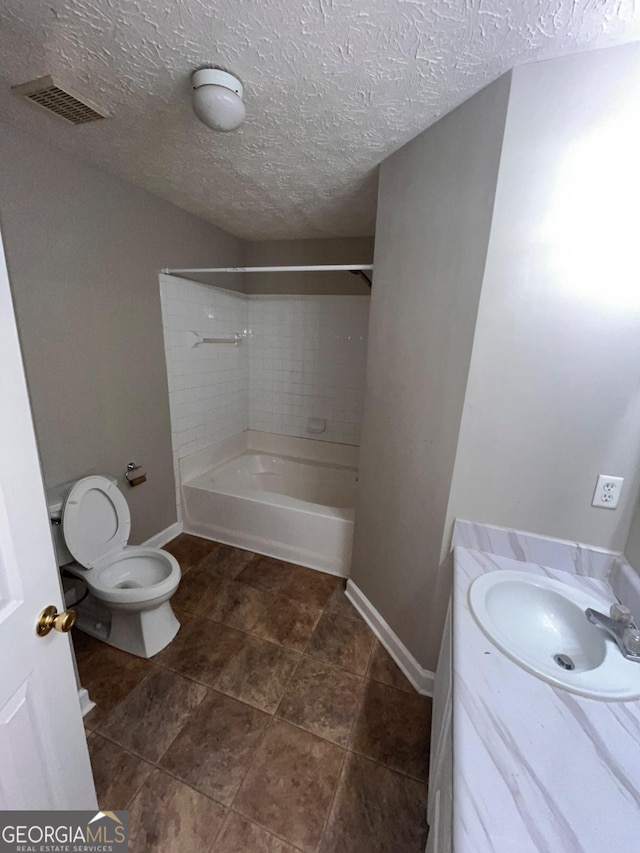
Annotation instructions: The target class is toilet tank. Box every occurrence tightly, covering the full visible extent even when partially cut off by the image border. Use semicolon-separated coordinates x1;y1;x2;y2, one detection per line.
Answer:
46;475;118;567
47;481;75;566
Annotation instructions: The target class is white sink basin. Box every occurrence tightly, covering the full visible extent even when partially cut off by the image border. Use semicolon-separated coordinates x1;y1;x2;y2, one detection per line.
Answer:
469;570;640;700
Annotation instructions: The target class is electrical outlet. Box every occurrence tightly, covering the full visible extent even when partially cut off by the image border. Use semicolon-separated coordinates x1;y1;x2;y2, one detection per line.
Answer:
592;474;624;509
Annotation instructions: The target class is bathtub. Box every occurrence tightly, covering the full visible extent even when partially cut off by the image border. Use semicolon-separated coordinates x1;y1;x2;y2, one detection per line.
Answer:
181;432;358;576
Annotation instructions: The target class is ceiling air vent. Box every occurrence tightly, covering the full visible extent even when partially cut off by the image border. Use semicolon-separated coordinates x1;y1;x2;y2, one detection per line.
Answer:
11;75;109;125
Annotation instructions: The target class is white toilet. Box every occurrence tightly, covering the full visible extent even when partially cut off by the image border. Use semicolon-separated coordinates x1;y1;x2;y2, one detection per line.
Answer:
48;475;181;658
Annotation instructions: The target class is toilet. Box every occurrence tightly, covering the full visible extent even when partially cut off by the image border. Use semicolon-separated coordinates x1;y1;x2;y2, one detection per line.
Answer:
48;475;181;658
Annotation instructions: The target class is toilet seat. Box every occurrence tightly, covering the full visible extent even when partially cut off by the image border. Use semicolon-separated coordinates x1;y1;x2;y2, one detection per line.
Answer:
63;475;131;569
62;475;181;600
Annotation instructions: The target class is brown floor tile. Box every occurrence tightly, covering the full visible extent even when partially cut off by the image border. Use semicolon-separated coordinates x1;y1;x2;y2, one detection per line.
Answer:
324;585;360;621
320;752;428;853
88;732;153;809
251;595;322;652
171;606;193;626
162;533;218;573
200;544;256;579
305;612;374;675
71;628;101;667
277;566;340;609
277;656;363;747
78;643;151;729
98;667;206;762
171;569;216;614
200;576;275;631
236;556;294;593
367;640;415;693
215;813;299;852
128;768;226;853
350;680;432;781
216;635;300;713
155;617;244;687
160;691;270;806
235;719;344;853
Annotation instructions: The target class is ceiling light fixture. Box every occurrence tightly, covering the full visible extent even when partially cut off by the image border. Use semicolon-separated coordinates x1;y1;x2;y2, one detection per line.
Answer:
191;68;245;132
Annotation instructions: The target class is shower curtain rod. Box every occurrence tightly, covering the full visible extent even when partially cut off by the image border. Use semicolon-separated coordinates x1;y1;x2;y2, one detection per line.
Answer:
160;264;374;274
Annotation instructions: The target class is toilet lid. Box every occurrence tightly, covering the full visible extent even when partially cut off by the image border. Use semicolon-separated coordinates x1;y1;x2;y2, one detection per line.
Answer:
62;475;131;568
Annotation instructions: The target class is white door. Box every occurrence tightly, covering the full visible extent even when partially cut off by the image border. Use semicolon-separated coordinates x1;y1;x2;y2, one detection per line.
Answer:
0;228;96;809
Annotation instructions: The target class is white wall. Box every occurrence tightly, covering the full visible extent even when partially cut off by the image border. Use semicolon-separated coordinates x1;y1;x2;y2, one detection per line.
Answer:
624;498;640;574
350;75;511;671
446;43;640;554
249;295;369;445
0;121;242;543
242;237;374;295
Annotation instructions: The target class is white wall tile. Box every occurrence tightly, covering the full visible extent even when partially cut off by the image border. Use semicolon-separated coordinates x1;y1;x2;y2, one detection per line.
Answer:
159;277;370;499
248;295;370;446
159;275;249;517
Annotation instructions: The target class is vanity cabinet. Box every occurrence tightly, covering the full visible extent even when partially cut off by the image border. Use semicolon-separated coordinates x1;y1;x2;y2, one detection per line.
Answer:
427;602;453;853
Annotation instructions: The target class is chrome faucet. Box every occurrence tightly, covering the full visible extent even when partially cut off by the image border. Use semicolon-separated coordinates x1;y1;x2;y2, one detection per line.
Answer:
585;603;640;663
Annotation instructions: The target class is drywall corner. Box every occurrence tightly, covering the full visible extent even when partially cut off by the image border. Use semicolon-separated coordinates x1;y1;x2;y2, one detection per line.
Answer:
350;72;512;671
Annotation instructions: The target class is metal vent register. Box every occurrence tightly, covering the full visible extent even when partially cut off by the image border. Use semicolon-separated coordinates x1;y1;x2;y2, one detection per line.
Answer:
12;75;108;124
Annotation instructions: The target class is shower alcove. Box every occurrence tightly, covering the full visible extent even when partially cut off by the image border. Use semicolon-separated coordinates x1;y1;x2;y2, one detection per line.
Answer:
159;262;373;576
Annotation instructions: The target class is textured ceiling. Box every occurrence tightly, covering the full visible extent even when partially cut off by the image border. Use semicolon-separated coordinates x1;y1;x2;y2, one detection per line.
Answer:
0;1;638;240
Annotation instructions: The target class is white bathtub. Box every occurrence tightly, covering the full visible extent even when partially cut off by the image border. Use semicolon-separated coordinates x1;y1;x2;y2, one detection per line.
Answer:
181;432;358;576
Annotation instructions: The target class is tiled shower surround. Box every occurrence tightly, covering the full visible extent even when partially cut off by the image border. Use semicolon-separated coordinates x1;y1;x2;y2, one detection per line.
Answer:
160;276;249;459
248;295;369;445
160;275;369;506
159;274;370;506
160;275;249;515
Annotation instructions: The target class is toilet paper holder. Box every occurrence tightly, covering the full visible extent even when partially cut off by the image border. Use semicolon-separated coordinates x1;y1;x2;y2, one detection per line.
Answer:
125;462;147;487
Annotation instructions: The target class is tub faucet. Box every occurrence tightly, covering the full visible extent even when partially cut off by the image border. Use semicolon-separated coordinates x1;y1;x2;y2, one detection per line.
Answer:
585;603;640;663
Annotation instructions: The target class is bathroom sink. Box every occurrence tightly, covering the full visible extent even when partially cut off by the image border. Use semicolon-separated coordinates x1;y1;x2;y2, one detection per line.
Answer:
468;570;640;700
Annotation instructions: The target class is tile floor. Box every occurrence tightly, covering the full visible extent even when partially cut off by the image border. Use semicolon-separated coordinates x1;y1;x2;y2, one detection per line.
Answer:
75;534;432;852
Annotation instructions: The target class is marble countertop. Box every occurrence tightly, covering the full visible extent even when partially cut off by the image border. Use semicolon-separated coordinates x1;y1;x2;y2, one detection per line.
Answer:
453;546;640;853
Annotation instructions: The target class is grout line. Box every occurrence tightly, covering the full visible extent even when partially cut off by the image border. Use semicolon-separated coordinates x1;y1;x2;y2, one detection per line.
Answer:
123;759;155;812
152;687;210;768
230;716;346;853
266;712;350;751
87;664;156;735
224;809;308;853
344;740;430;786
302;643;372;678
210;639;247;689
342;671;431;785
314;736;349;852
363;627;377;677
270;648;307;721
226;713;277;813
342;748;431;789
91;730;161;777
153;758;234;808
345;666;368;754
154;609;304;694
97;706;199;770
205;806;232;853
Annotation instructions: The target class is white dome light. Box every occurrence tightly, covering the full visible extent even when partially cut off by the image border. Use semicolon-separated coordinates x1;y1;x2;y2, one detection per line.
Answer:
191;68;246;132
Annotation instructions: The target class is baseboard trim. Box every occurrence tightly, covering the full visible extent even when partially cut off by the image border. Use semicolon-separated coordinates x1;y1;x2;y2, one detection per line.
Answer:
78;687;96;718
142;521;183;549
345;580;435;697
